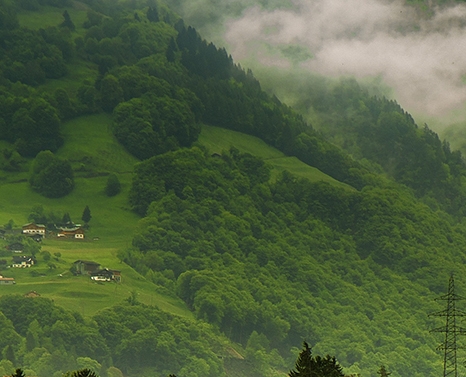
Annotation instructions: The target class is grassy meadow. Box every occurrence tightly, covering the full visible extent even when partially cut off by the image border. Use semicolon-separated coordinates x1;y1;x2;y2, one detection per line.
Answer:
0;90;349;320
198;124;352;188
1;240;192;318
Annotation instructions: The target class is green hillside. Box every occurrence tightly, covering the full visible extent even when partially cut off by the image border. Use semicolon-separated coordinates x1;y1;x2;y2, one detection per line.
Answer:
3;1;466;377
198;124;351;188
0;113;347;317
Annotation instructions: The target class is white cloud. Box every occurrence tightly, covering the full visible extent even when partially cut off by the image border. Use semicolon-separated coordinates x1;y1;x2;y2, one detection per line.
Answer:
222;0;466;120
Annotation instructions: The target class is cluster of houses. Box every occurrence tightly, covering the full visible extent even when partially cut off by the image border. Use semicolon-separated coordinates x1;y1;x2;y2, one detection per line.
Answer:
22;222;86;239
73;260;121;282
0;223;121;285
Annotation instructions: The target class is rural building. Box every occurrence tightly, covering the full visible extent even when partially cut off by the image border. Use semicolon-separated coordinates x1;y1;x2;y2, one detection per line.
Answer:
22;223;46;237
0;275;15;285
24;291;40;297
90;268;122;282
73;260;100;275
11;255;35;268
28;234;43;242
7;242;23;253
58;226;85;239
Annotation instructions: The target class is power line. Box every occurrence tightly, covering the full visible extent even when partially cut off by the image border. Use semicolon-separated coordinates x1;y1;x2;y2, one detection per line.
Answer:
430;274;466;377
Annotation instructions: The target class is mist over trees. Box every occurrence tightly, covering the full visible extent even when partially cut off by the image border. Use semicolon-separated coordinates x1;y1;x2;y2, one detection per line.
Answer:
1;0;466;377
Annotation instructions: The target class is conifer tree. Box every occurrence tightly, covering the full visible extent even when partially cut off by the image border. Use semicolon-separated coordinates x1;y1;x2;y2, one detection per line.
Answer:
289;342;344;377
62;212;72;226
82;205;91;224
60;10;75;31
11;369;24;377
377;365;391;377
289;341;313;377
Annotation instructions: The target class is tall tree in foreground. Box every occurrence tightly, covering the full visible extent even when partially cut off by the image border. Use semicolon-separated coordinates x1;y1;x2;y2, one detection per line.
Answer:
290;341;313;377
11;369;24;377
289;341;344;377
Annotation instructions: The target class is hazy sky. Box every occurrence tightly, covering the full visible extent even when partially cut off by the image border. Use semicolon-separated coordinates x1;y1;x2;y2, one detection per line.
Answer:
175;0;466;130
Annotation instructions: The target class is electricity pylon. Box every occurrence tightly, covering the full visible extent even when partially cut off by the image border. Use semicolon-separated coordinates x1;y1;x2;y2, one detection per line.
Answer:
430;274;466;377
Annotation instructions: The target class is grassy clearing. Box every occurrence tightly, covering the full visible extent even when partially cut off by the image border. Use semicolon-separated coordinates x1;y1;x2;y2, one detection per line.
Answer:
40;60;98;97
198;124;351;188
0;114;139;243
1;240;192;318
0;116;350;319
0;111;181;318
18;5;89;34
18;5;97;97
57;113;139;173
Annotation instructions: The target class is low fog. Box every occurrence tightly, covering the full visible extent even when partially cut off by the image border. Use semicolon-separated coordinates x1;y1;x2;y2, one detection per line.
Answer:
173;0;466;142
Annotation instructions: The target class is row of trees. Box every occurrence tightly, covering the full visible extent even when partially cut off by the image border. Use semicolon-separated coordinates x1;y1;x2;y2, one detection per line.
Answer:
0;295;225;377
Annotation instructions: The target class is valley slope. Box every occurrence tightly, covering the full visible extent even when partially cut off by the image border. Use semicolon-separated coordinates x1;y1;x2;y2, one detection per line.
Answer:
1;2;466;377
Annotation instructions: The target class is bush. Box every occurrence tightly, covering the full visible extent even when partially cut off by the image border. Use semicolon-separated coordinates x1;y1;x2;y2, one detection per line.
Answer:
105;174;121;196
29;151;74;198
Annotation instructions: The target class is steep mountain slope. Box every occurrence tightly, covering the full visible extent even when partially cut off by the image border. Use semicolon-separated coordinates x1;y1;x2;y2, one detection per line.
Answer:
2;2;466;377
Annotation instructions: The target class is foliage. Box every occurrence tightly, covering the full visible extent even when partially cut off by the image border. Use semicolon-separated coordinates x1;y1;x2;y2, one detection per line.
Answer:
125;144;466;376
104;174;121;197
29;151;74;198
82;205;91;223
2;2;466;377
0;295;224;377
289;341;344;377
294;77;466;217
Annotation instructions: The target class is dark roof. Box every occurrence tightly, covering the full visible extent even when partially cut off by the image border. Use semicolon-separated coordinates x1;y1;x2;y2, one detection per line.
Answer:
91;268;114;277
13;255;34;263
7;242;23;250
73;260;100;265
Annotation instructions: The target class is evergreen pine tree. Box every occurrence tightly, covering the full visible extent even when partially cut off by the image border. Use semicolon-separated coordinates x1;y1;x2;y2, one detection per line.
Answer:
62;212;72;226
377;365;391;377
82;205;91;224
60;10;75;31
11;369;24;377
71;369;98;377
289;342;344;377
289;341;313;377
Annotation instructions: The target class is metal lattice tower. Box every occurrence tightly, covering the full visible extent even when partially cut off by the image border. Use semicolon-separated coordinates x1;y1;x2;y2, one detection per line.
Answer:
430;274;466;377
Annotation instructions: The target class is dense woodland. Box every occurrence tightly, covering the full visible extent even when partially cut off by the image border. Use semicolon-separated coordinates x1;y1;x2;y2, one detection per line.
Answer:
2;0;466;377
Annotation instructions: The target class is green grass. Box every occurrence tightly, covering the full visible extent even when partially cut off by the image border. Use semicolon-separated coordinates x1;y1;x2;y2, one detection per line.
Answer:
0;114;139;243
57;113;139;173
1;240;192;318
17;5;98;97
18;5;89;34
198;124;352;188
0;116;350;320
40;60;99;97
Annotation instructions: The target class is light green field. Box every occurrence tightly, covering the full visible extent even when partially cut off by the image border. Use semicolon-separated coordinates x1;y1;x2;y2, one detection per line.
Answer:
18;5;89;34
0;114;139;243
18;5;98;96
57;113;139;173
1;241;192;318
0;115;350;319
198;124;351;188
